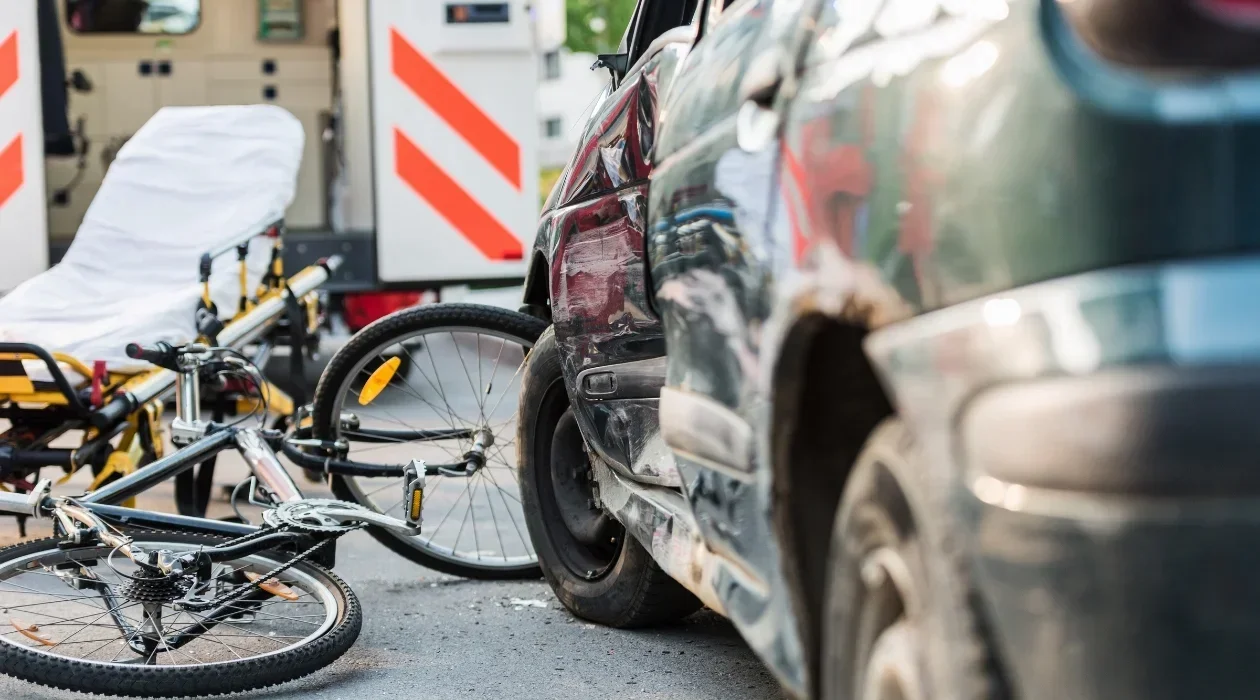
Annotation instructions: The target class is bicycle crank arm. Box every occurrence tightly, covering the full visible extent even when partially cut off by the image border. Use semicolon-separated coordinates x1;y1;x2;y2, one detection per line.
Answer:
318;507;422;536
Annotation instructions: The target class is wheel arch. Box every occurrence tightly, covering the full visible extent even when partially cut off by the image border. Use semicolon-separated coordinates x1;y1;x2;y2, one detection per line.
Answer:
768;305;896;696
521;250;552;320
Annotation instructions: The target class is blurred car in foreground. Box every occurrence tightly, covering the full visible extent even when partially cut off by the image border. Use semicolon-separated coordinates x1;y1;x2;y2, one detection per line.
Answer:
519;0;1260;698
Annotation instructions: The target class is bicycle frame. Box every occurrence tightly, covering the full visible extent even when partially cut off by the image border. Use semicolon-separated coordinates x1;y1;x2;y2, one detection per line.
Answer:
0;329;463;544
79;425;299;539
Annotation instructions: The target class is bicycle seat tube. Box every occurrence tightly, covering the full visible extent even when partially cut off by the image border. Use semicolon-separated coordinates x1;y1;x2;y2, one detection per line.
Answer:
235;428;303;504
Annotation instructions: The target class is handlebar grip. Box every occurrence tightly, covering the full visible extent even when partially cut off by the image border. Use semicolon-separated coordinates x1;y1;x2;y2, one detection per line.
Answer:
124;341;179;371
125;341;172;365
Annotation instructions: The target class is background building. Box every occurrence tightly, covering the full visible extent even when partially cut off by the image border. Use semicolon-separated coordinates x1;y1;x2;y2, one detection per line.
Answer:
537;48;608;171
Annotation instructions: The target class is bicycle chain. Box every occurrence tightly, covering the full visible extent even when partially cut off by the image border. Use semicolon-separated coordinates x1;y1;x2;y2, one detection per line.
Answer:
176;526;356;613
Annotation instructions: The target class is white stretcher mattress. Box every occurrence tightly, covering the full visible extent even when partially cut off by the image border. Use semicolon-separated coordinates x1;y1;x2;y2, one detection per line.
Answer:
0;105;304;377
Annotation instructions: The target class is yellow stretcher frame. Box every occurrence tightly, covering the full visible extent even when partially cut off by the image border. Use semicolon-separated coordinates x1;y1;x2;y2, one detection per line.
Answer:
0;219;327;504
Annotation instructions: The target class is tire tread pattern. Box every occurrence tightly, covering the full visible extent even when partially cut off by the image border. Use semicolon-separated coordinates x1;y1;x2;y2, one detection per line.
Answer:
0;531;361;698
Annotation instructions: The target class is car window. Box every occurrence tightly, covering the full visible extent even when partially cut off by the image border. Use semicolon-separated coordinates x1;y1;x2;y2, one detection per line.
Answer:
629;0;701;63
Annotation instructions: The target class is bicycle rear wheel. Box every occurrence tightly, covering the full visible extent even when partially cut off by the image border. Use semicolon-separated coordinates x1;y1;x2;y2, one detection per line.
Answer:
0;531;360;697
311;303;545;579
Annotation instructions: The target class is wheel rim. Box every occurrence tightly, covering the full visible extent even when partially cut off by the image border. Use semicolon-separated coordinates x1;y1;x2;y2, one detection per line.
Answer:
0;540;338;667
531;388;623;581
856;546;924;700
331;325;537;572
860;622;924;700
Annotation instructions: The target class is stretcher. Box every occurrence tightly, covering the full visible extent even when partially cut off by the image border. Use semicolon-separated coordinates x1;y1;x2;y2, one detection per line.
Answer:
0;105;338;522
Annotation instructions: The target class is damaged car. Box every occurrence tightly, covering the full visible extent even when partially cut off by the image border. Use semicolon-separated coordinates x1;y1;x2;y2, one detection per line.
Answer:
518;0;1260;698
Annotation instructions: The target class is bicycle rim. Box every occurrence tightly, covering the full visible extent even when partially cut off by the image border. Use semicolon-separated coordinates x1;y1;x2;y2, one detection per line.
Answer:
0;538;342;674
330;324;538;574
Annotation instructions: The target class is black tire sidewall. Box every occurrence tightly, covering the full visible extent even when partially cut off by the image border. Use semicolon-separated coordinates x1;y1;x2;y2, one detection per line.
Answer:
313;303;547;579
517;328;697;627
822;419;1007;700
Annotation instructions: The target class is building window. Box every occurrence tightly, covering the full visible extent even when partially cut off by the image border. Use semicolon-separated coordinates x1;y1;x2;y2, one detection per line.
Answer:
543;50;561;80
543;118;563;139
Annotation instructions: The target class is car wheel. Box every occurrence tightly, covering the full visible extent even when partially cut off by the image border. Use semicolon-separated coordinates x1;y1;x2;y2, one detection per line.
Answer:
518;327;701;627
822;418;1010;700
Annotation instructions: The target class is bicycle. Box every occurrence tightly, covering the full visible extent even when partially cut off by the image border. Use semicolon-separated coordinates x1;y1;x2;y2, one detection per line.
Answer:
0;341;437;696
286;303;548;579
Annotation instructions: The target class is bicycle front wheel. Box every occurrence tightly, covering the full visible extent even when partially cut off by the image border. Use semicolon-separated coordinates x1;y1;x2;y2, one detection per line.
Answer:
312;303;546;579
0;531;360;697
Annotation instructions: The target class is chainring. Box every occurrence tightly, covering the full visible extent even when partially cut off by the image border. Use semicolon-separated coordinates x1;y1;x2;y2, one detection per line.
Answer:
263;499;371;533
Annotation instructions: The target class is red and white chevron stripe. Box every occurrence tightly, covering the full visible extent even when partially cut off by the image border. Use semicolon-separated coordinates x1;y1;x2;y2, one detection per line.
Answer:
0;29;22;211
368;1;538;284
0;5;49;290
390;28;524;262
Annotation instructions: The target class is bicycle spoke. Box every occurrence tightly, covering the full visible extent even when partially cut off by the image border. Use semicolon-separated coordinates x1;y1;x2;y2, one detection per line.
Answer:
359;477;405;500
352;378;470;442
332;324;538;570
80;635;127;661
476;333;485;422
450;331;486;424
482;466;532;552
46;606;118;652
406;344;476;431
144;608;201;665
482;358;527;424
427;477;474;540
480;473;508;561
452;483;476;558
345;405;469;463
0;579;108;611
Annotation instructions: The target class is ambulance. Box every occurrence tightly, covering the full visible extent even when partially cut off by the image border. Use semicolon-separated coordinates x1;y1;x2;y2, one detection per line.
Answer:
0;0;565;312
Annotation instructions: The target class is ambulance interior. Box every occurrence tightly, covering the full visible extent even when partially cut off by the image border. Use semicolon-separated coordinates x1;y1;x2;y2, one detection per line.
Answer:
47;0;342;252
41;0;557;292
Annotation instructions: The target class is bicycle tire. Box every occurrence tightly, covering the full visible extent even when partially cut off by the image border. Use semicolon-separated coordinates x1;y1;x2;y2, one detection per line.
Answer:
0;531;361;697
312;303;546;579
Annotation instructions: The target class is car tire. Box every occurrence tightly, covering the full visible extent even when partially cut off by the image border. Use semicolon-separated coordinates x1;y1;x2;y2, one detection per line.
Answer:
518;327;701;627
821;418;1010;700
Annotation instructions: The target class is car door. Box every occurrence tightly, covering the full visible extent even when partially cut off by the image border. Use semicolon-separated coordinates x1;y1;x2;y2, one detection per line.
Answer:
646;0;806;592
534;0;697;486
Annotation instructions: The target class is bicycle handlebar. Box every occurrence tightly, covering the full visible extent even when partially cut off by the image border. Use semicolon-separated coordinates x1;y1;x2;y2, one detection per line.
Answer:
125;341;179;369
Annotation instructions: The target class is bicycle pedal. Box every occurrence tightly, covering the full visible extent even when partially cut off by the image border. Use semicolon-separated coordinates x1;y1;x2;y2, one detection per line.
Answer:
403;459;425;531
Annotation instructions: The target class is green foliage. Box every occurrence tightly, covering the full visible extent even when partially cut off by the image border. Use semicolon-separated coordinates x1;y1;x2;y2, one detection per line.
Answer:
564;0;637;55
540;167;565;207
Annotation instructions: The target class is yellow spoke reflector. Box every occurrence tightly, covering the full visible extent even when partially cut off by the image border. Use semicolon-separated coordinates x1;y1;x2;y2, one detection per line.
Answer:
245;572;301;601
10;619;54;646
358;356;401;406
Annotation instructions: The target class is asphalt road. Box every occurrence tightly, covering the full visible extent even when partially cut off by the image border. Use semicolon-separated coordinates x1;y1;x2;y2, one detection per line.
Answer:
0;298;784;700
0;525;781;700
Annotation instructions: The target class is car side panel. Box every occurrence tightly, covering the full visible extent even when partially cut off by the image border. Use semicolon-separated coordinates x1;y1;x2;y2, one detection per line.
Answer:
645;0;813;694
783;1;1260;318
530;43;692;484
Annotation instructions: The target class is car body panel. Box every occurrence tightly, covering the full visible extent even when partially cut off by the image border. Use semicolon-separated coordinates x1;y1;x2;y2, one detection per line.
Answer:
772;1;1260;697
783;0;1260;318
644;0;817;693
530;30;695;487
532;0;1260;696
